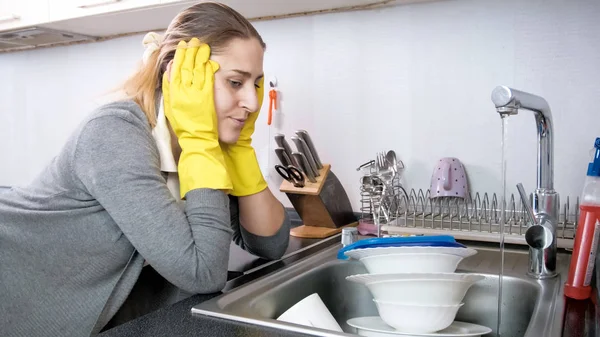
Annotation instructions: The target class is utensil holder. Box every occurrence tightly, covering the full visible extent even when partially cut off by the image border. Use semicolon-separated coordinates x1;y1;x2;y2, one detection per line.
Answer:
280;164;358;238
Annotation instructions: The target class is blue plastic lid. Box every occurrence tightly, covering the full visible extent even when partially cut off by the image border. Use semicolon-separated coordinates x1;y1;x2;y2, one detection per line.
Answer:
337;235;462;260
587;137;600;177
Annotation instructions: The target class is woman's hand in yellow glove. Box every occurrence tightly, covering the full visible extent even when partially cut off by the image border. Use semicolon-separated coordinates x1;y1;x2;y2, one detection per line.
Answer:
222;77;268;196
162;38;232;198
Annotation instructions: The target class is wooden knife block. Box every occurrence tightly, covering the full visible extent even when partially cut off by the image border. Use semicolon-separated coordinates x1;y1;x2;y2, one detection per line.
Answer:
279;164;358;239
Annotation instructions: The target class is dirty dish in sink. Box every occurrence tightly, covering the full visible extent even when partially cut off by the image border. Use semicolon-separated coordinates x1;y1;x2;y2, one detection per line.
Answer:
347;316;492;337
346;273;484;305
360;241;467;249
355;252;465;274
276;293;343;332
337;236;461;260
374;300;463;333
344;246;477;261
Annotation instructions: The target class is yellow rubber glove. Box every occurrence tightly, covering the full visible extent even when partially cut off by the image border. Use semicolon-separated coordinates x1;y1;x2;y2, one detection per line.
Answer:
222;77;268;196
162;38;232;198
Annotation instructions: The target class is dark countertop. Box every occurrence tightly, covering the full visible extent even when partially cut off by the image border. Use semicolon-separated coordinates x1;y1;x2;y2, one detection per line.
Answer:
562;297;596;337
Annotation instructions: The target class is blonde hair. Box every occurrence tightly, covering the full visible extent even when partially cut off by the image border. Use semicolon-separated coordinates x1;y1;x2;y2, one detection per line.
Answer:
122;2;266;128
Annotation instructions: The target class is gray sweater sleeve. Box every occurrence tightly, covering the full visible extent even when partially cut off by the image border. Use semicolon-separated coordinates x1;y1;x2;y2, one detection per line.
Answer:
229;196;290;260
72;115;232;294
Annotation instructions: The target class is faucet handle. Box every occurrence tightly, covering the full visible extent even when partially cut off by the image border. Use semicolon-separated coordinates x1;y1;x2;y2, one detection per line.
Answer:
516;183;538;226
517;183;554;250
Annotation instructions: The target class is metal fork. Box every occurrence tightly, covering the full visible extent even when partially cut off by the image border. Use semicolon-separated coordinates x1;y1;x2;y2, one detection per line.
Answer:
375;152;397;223
375;152;394;189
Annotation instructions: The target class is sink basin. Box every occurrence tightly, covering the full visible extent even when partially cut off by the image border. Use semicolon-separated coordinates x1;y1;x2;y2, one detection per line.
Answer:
192;240;568;337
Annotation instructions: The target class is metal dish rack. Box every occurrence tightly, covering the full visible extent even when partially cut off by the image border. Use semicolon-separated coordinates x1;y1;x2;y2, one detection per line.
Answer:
359;171;578;250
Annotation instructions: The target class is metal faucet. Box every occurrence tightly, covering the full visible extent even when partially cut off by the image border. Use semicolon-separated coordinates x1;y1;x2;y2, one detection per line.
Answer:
491;85;559;279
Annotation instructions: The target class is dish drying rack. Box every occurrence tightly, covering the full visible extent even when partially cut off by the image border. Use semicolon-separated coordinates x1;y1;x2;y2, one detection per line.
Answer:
358;161;578;250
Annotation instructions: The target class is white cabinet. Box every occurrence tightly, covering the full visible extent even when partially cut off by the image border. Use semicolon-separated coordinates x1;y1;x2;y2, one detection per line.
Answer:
159;0;400;20
0;0;49;31
49;0;160;22
1;0;432;52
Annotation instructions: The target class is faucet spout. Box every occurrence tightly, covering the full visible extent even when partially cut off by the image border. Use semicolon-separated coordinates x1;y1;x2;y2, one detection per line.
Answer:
491;86;555;192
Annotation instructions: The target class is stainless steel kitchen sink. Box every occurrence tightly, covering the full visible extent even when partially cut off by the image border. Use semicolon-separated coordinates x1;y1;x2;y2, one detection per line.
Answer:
192;239;569;337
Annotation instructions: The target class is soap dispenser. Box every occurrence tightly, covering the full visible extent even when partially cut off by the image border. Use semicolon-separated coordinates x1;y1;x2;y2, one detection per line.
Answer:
564;137;600;300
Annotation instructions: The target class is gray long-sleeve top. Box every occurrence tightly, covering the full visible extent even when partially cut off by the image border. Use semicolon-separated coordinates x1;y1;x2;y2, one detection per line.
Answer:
0;100;290;337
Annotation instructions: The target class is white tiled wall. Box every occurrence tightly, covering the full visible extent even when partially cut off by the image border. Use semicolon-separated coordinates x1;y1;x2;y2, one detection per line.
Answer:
1;0;599;211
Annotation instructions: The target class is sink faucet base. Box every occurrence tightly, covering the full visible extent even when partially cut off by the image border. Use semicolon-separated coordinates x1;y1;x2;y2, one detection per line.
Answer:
527;247;557;279
528;190;559;279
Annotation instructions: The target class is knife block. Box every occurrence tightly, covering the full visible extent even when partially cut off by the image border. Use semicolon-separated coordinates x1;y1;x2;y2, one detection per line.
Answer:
279;163;358;239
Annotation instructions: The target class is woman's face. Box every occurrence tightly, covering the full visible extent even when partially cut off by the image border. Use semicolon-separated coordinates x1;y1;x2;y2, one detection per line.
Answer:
211;38;264;144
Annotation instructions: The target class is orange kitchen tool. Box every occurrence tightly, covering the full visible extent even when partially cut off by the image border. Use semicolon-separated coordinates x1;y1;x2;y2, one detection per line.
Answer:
268;81;277;125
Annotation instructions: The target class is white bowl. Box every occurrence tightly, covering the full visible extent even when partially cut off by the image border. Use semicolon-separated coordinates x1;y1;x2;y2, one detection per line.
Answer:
374;300;464;333
345;247;478;261
346;273;484;306
276;293;343;332
347;316;493;337
358;253;463;274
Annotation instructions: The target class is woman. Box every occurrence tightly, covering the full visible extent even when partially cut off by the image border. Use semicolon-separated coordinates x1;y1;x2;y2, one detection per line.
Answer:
0;2;289;336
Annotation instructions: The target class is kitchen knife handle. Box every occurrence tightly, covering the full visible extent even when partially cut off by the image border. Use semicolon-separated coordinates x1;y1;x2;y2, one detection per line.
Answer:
274;133;285;149
298;138;320;176
296;130;323;169
274;134;298;167
274;148;291;167
293;152;317;183
291;136;319;177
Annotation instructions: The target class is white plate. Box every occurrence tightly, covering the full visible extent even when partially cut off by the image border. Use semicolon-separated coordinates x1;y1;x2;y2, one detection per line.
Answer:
346;272;485;285
347;316;492;337
344;247;478;260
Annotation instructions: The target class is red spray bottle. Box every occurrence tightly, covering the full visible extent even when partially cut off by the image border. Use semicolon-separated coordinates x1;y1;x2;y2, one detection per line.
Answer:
564;137;600;300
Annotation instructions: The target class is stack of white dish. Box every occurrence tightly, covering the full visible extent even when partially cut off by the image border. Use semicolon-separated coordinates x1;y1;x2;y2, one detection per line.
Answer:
345;246;491;336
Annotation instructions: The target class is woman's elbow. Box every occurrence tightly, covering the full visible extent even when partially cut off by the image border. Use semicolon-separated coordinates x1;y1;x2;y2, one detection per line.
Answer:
196;276;227;294
179;248;229;294
263;218;291;260
185;267;227;294
270;235;289;260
